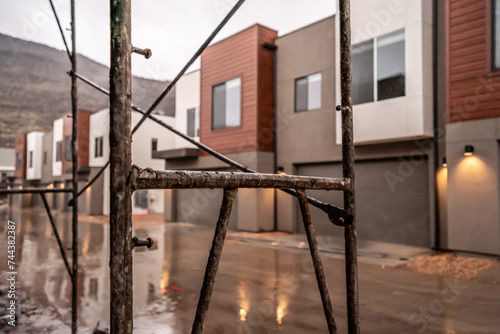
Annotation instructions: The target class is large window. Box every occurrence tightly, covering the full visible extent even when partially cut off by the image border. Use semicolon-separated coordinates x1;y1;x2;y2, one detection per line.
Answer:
212;77;241;130
295;73;322;112
352;40;374;105
493;0;500;69
28;151;33;168
95;136;103;158
55;141;62;162
65;136;72;161
352;29;405;105
187;108;199;137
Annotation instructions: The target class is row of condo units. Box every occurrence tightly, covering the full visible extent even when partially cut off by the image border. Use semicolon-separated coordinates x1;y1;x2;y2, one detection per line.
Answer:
8;0;500;255
11;109;178;215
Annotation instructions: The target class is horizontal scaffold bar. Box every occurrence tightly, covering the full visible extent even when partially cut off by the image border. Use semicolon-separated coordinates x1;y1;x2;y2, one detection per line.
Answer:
0;188;74;195
131;166;351;191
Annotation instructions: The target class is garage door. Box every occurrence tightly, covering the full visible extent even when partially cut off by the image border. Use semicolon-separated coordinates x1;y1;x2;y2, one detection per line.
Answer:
175;188;238;230
296;157;430;247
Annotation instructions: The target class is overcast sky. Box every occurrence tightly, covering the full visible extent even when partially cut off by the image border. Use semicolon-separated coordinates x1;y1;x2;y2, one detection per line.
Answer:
0;0;337;81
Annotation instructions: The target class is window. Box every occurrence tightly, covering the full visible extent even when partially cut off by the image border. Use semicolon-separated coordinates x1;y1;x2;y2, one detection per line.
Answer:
89;278;98;299
28;151;33;168
187;108;199;137
16;152;21;169
352;40;374;104
295;73;322;112
493;0;500;69
151;138;158;152
55;141;62;162
212;77;241;130
65;136;72;161
352;29;405;105
43;152;47;165
377;30;405;100
94;136;103;158
134;189;148;209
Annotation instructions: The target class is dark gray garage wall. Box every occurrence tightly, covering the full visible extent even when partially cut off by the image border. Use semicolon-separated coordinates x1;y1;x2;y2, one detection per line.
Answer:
297;157;430;247
175;188;238;230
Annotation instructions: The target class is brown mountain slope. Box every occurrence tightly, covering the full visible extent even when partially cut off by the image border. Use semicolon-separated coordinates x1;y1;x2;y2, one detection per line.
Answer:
0;33;175;147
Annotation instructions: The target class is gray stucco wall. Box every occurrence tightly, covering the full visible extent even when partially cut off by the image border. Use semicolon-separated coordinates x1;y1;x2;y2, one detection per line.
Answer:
446;118;500;255
163;151;275;232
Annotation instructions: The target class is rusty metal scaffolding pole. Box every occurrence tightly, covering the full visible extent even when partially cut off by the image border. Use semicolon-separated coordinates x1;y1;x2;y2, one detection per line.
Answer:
39;193;73;278
70;0;79;333
296;189;337;334
109;0;133;333
338;0;360;333
191;188;238;334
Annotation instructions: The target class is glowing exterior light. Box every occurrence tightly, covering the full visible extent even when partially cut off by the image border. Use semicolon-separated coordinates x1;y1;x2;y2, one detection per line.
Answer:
239;308;247;322
277;167;286;175
442;157;447;168
464;145;474;157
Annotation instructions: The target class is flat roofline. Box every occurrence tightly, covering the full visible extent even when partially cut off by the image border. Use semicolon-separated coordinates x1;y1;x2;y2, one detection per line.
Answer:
276;14;336;40
206;23;278;49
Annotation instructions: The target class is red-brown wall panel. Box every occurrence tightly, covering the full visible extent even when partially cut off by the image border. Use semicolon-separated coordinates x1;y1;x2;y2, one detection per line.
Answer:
14;135;26;180
200;25;277;155
447;0;500;122
62;110;92;173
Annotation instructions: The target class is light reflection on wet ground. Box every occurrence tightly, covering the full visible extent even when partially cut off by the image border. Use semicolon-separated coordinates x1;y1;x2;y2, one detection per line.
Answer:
1;204;499;333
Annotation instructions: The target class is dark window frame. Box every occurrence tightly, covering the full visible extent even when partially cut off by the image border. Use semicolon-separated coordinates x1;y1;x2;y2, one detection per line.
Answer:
294;72;322;113
64;136;72;162
28;151;33;168
55;141;62;162
95;136;103;158
211;77;242;131
16;152;21;170
352;29;406;105
151;138;158;152
43;151;47;165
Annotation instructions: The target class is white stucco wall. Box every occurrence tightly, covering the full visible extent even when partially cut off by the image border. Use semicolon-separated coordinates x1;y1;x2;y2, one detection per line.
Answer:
174;70;200;148
26;132;44;180
89;108;177;215
52;118;63;176
335;0;433;144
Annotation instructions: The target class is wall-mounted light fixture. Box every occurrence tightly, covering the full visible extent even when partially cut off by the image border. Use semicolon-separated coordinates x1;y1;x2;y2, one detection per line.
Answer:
442;157;447;168
464;145;474;157
277;167;286;175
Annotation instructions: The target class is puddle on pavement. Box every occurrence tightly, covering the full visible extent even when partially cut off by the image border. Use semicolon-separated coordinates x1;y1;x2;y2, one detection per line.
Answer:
0;203;328;333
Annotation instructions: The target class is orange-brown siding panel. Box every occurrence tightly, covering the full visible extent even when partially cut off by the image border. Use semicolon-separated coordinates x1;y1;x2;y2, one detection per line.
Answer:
447;0;500;122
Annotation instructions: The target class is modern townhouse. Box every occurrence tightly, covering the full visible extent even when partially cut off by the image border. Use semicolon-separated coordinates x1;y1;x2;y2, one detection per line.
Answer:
158;24;278;232
50;110;93;212
442;0;500;255
276;0;437;248
26;131;44;183
88;108;177;215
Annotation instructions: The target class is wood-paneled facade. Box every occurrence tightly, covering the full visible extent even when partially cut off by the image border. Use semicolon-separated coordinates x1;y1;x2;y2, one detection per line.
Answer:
62;110;92;174
447;0;500;122
14;135;26;180
200;24;277;154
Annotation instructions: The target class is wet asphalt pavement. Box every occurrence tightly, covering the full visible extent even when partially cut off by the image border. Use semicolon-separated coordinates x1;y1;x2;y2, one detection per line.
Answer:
0;205;499;333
